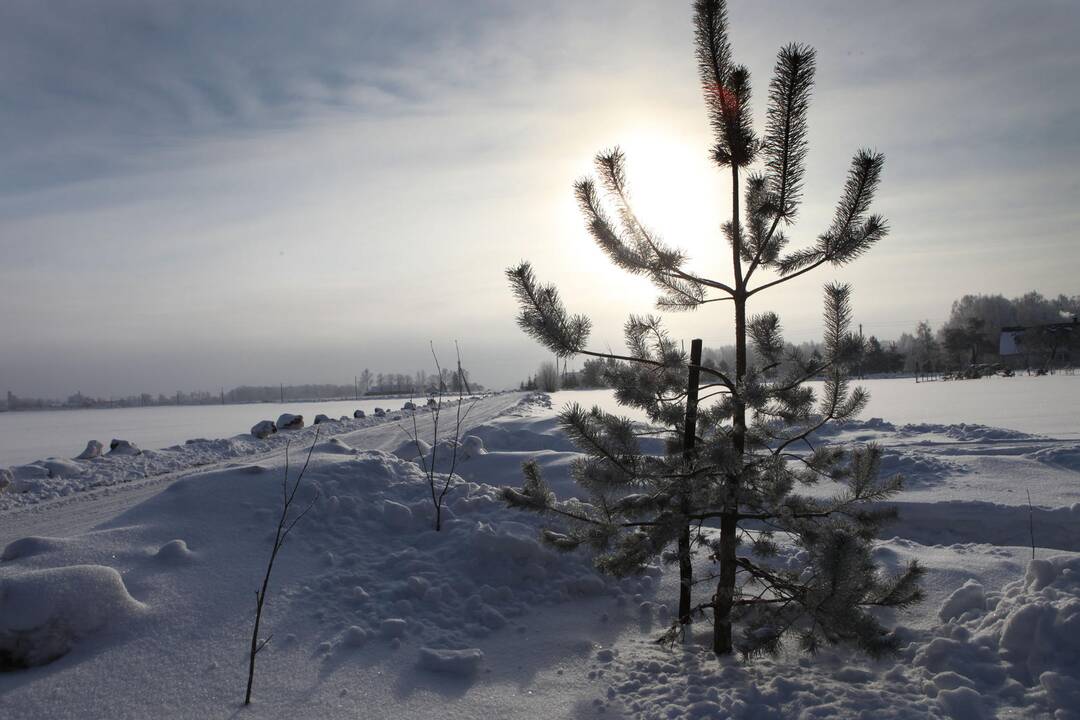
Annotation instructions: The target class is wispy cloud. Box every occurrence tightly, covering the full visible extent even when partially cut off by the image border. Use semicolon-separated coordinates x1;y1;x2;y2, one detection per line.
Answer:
1;0;1077;395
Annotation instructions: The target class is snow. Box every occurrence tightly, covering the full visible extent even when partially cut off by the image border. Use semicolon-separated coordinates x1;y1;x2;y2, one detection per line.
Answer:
553;374;1080;438
0;396;445;468
154;539;196;563
0;401;454;511
1;387;1079;718
417;646;484;675
0;565;145;668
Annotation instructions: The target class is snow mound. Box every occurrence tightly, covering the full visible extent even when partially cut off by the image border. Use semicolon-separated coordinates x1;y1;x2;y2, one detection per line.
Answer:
315;438;356;455
75;440;104;460
8;466;50;494
938;580;986;622
507;392;552;414
278;451;637;656
461;435;486;459
879;450;958;489
154;539;195;563
0;565;144;668
2;536;70;562
1032;444;1080;472
417;647;484;676
108;439;142;456
41;458;84;478
911;554;1080;717
902;422;1037;442
392;439;431;463
11;464;48;480
250;420;277;439
823;416;899;435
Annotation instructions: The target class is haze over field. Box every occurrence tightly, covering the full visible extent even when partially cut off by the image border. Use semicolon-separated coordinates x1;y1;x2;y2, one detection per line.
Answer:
2;0;1078;397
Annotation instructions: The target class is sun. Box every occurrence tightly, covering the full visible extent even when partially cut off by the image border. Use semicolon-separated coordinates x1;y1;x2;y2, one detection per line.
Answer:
604;127;725;267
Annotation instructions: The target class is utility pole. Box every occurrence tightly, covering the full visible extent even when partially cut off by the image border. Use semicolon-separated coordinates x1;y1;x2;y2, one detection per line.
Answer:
279;383;284;404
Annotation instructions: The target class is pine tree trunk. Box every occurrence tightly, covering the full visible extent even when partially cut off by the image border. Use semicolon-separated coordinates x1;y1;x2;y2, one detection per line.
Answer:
714;164;745;656
679;339;703;626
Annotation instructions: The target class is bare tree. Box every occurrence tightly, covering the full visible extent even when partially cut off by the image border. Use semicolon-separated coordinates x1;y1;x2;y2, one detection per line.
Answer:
400;342;478;531
244;431;320;706
535;361;561;392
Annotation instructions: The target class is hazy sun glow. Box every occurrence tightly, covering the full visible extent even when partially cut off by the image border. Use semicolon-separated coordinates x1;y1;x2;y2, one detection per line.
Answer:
612;128;722;263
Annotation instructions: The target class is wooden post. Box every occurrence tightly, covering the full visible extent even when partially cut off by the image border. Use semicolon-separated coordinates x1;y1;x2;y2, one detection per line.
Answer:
678;338;703;626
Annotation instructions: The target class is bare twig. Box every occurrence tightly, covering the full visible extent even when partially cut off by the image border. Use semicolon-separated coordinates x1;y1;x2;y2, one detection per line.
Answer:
244;430;321;706
1027;489;1036;560
398;342;481;531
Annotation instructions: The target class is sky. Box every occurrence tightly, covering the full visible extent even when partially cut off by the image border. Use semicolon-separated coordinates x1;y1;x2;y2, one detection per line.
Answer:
2;0;1078;398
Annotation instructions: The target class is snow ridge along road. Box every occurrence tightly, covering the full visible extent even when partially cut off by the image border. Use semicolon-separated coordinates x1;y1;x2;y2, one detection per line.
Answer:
0;392;526;547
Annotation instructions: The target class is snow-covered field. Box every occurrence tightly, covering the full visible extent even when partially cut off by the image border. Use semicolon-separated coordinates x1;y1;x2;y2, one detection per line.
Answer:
554;374;1080;439
2;384;1079;719
0;396;464;468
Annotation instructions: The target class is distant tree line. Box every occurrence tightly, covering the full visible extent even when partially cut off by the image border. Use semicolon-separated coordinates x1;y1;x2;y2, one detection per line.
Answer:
519;291;1079;391
1;366;485;412
520;357;624;392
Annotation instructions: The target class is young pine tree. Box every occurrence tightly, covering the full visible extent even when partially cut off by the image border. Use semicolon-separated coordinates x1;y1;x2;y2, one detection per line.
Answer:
503;0;922;658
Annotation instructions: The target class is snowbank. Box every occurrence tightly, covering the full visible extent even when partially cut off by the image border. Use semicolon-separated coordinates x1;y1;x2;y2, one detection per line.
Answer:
2;389;1078;720
911;555;1080;716
0;409;390;510
0;565;144;668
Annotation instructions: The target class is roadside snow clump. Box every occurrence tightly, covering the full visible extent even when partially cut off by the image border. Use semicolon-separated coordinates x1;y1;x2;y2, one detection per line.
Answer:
250;420;277;439
108;439;142;456
276;414;304;431
41;458;84;478
75;440;104;460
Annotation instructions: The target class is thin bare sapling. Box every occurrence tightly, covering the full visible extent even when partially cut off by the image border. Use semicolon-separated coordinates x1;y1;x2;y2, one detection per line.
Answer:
244;430;320;706
399;342;479;531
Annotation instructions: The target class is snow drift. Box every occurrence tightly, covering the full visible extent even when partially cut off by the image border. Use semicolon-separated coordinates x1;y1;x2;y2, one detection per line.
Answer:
0;565;144;669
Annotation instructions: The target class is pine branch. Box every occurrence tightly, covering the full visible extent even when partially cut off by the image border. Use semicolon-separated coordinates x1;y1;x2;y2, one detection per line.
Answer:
694;0;756;167
763;44;815;223
507;262;591;355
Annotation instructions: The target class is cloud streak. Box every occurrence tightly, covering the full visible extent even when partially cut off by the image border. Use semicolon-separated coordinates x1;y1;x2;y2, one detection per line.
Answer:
1;0;1078;396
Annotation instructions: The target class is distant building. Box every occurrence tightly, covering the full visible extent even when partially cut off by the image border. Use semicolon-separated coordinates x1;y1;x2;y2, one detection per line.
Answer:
999;317;1078;369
